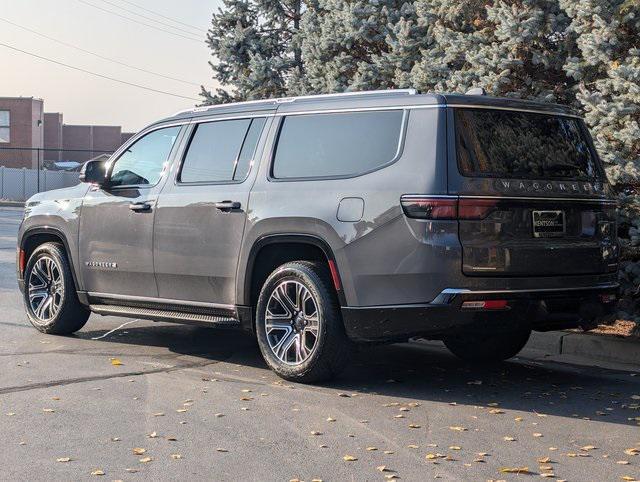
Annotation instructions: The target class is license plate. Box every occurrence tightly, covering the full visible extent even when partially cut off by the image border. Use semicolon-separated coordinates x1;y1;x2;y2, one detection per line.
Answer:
532;210;565;238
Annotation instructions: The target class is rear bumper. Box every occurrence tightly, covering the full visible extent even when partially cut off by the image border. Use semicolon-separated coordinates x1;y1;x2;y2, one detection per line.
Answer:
341;283;619;342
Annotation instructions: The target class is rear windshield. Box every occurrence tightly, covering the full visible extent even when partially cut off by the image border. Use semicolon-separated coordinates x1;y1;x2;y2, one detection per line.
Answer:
455;108;601;181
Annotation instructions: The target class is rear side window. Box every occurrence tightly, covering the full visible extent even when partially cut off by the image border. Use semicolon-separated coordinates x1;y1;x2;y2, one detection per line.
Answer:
180;117;266;183
455;108;601;181
272;110;404;179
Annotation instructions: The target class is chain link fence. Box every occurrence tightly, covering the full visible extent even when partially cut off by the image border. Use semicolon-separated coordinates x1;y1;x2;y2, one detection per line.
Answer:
0;147;113;202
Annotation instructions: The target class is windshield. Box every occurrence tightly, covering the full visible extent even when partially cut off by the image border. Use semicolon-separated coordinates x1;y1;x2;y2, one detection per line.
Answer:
455;108;601;181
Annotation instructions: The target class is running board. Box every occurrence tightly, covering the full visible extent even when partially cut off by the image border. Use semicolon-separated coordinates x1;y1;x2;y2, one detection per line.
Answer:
89;304;240;327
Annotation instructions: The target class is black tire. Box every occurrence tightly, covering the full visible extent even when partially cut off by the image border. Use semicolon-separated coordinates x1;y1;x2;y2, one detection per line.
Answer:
443;328;531;363
23;242;90;335
255;261;351;383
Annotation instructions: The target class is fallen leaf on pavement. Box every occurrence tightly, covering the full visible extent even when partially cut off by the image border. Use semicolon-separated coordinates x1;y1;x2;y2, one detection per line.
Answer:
326;417;336;422
489;409;504;414
43;408;55;413
139;457;152;463
366;447;377;451
110;358;123;366
503;436;516;442
533;433;543;438
376;465;392;472
449;426;467;432
170;454;182;460
343;455;357;461
132;448;146;455
148;432;158;438
624;448;639;456
56;457;71;463
580;445;597;451
216;448;228;453
408;424;421;429
499;467;530;474
90;470;105;476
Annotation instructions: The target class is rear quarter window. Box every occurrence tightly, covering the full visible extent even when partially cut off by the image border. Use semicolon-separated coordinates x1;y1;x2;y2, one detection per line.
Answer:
271;110;404;179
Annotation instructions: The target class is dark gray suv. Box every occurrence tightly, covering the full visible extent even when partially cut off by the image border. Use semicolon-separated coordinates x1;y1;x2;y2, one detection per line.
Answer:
17;90;619;382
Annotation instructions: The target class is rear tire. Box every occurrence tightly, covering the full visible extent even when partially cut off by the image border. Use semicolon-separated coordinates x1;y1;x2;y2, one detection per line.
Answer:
443;328;531;363
255;261;351;383
23;242;90;335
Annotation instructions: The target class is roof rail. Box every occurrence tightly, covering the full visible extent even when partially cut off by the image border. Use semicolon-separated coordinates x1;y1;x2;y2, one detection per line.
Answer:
173;89;417;116
275;89;417;104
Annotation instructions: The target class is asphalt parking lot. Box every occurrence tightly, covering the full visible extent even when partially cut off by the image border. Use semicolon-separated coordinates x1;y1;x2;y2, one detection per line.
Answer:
1;206;639;481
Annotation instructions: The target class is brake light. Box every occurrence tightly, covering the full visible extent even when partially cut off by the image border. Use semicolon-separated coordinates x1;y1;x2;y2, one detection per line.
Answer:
458;198;498;220
400;197;457;220
401;196;499;220
461;299;509;310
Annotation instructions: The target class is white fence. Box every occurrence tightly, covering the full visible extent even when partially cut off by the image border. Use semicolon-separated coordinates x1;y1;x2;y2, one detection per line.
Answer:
0;166;80;202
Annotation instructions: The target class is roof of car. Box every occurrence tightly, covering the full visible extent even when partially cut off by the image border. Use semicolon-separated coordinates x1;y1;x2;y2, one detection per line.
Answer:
153;89;579;127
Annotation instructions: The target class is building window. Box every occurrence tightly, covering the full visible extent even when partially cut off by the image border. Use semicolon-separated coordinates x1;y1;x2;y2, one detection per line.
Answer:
0;110;9;143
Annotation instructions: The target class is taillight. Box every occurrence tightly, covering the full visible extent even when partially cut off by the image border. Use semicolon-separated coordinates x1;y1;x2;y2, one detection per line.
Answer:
400;196;457;220
458;198;498;220
401;196;498;220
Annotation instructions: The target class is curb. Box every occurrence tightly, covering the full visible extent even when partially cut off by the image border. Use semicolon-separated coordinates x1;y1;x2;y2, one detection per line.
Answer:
412;330;640;368
0;201;25;207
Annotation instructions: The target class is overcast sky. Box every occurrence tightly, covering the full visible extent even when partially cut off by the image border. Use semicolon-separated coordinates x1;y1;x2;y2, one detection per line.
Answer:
0;0;222;132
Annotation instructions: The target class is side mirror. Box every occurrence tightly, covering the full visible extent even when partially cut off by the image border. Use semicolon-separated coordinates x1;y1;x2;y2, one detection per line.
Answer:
79;159;109;185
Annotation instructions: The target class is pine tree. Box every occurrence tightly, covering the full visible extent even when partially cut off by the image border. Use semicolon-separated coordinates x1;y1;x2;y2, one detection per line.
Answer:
560;0;640;323
410;0;573;104
300;0;411;93
201;0;304;104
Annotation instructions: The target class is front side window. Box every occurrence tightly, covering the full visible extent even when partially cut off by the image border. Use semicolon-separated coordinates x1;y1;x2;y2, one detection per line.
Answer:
109;126;181;187
272;110;404;179
455;108;601;181
0;110;10;143
180;117;266;183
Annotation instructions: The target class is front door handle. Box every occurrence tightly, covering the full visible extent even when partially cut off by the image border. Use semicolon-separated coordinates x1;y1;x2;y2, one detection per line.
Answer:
129;202;152;212
214;200;241;212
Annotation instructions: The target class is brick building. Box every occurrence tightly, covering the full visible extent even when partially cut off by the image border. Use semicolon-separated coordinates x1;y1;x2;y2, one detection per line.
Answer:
0;96;135;168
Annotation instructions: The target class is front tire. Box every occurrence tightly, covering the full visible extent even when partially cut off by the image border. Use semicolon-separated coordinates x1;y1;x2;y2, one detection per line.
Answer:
23;242;90;335
443;328;531;363
255;261;351;383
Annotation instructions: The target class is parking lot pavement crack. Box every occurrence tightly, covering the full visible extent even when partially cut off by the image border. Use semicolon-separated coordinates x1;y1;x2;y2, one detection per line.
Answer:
0;358;226;395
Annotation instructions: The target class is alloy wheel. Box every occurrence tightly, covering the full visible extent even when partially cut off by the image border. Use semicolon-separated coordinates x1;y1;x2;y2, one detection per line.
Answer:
264;280;321;365
27;255;64;324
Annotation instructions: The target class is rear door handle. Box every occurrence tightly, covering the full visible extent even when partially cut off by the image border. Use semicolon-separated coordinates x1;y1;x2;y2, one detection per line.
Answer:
214;201;241;211
129;202;152;212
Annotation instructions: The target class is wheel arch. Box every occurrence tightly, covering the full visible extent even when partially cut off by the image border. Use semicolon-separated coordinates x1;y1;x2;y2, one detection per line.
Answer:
241;234;346;314
20;227;81;293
